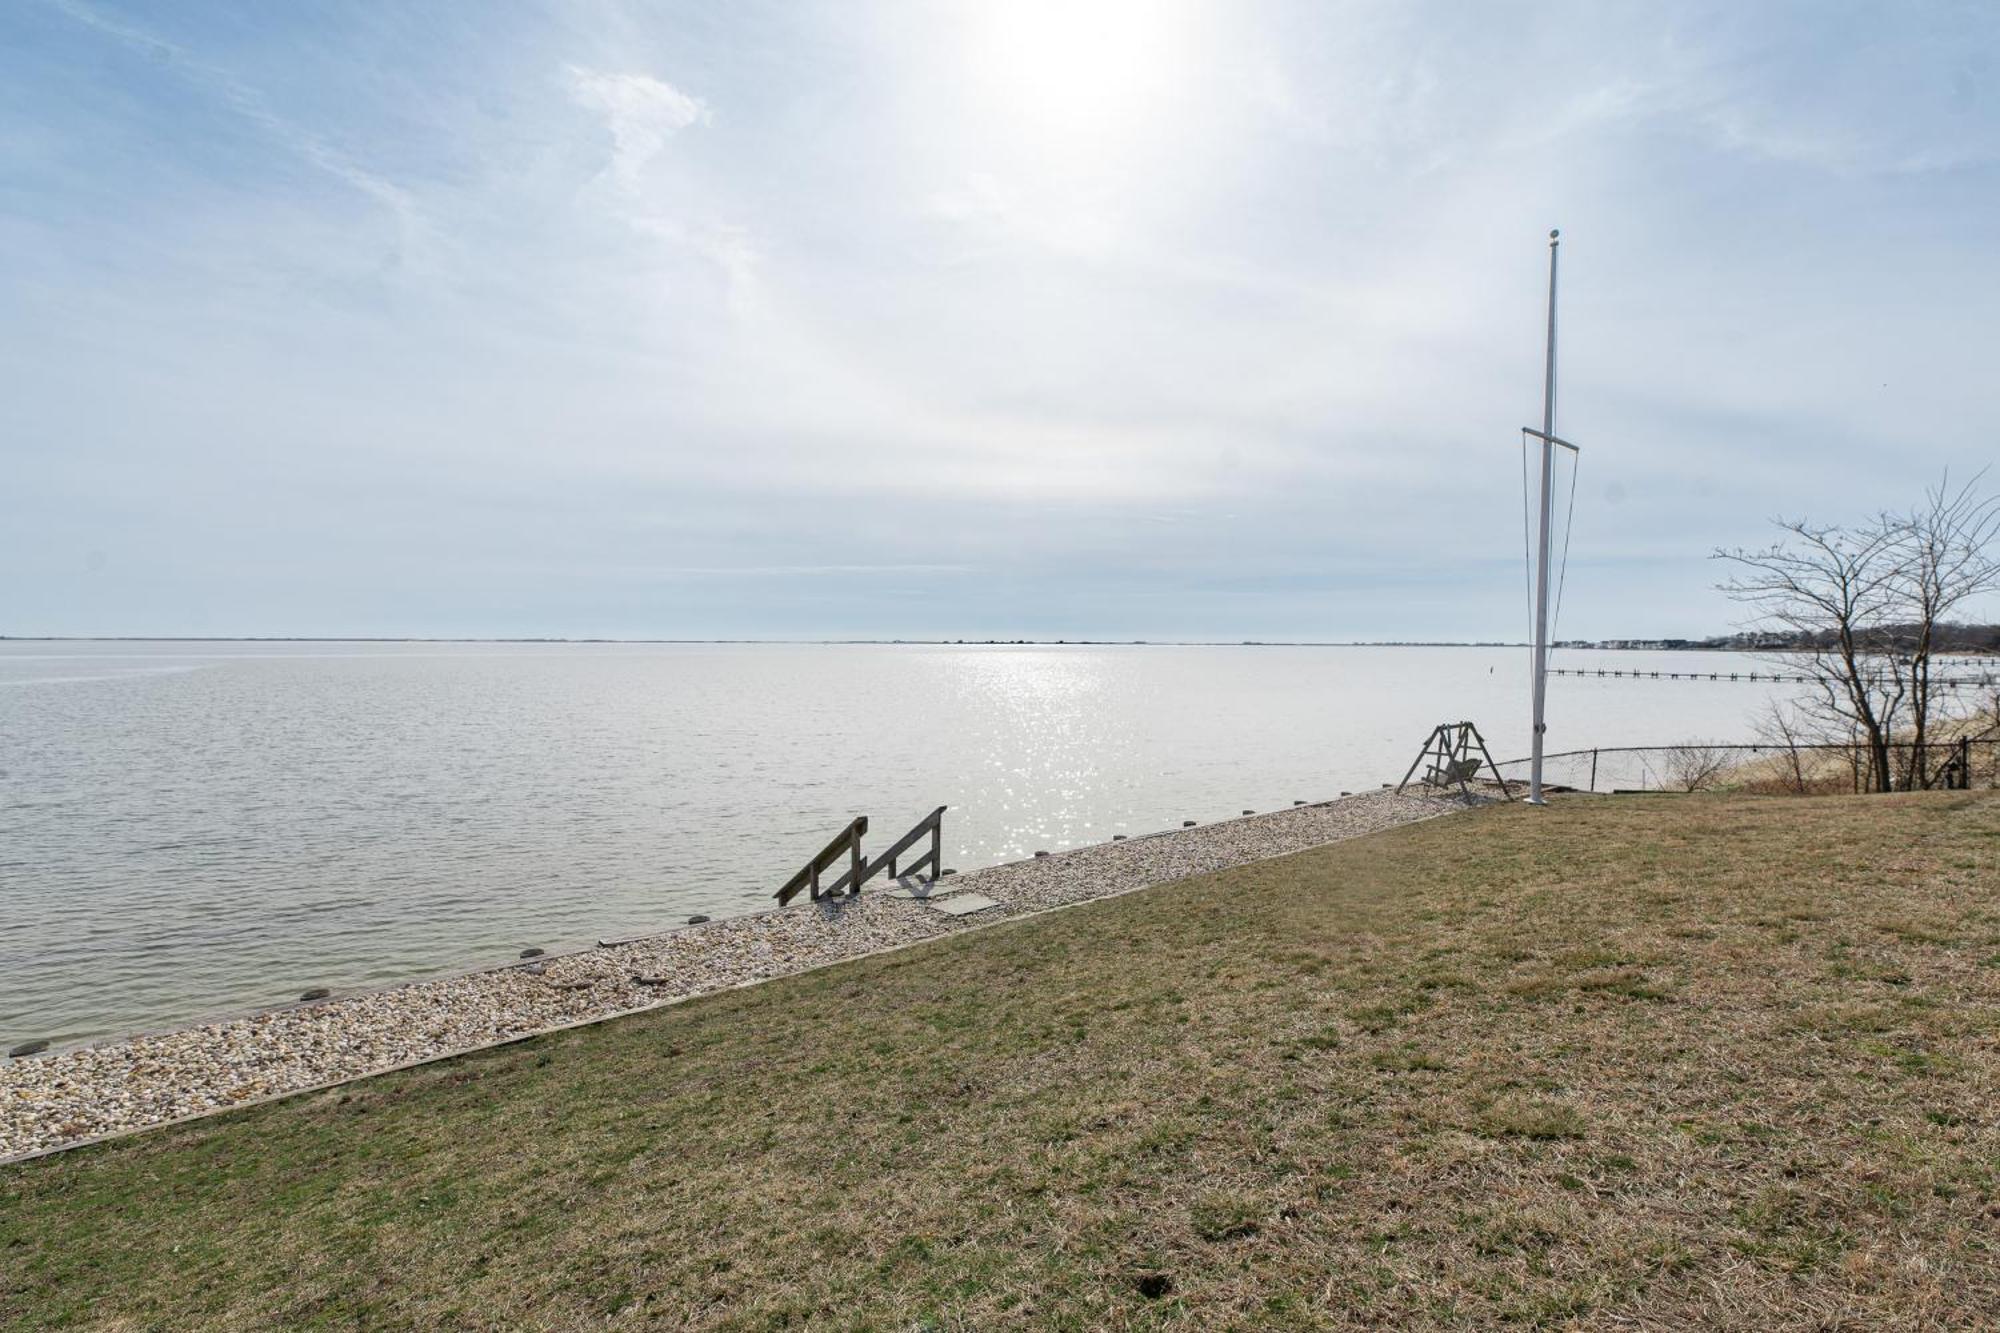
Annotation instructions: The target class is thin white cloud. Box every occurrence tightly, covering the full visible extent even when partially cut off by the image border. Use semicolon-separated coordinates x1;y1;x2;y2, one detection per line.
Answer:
52;0;417;227
562;66;753;306
1699;104;1996;177
567;66;711;188
622;564;974;578
11;1;2000;639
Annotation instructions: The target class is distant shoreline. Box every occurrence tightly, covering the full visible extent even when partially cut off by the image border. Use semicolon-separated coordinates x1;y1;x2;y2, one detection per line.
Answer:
13;635;1995;654
0;636;1754;648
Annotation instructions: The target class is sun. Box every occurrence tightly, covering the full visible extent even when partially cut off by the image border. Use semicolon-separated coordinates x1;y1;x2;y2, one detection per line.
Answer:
963;0;1196;161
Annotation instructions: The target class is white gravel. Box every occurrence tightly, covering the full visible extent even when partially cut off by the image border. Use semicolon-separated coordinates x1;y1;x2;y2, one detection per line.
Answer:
1;789;1478;1161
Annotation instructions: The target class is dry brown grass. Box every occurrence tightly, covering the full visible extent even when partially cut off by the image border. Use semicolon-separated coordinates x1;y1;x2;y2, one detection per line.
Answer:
5;792;2000;1329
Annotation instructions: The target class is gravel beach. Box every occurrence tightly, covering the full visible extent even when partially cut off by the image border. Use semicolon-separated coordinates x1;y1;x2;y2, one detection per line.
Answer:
1;789;1478;1161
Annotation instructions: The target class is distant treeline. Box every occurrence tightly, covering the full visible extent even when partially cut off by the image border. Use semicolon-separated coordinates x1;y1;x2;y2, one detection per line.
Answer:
1575;623;2000;654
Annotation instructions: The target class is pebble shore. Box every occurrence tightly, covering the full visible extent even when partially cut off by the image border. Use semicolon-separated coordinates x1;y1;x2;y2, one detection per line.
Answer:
1;789;1477;1161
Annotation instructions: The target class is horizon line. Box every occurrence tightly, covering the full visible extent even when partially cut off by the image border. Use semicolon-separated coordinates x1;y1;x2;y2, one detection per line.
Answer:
0;635;1759;649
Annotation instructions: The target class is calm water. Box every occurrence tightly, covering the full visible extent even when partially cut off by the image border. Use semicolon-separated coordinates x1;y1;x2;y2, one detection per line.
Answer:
0;641;1789;1049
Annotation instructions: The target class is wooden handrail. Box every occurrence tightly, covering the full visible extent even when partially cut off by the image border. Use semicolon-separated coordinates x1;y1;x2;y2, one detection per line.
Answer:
773;816;868;906
822;805;946;896
772;807;947;905
883;804;946;881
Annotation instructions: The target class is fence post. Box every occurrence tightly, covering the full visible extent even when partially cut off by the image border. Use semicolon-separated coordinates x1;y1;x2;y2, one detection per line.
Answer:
1589;749;1599;793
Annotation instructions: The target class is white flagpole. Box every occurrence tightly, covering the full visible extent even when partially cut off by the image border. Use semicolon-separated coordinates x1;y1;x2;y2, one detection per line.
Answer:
1529;229;1560;806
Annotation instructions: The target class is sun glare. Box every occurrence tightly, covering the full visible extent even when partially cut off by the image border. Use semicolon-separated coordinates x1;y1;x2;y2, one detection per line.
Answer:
965;0;1194;159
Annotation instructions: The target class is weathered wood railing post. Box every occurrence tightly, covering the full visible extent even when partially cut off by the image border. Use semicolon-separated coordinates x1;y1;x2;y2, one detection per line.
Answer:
775;817;870;906
872;806;946;884
775;808;946;905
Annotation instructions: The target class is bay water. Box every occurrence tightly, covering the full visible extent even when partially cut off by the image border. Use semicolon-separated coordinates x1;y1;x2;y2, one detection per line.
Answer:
0;640;1789;1049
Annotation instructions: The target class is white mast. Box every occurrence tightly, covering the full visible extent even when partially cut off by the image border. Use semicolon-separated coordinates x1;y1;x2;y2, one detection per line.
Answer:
1528;229;1559;805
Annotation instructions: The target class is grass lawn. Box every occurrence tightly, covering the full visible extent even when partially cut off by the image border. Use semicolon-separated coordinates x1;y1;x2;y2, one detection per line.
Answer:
6;792;2000;1329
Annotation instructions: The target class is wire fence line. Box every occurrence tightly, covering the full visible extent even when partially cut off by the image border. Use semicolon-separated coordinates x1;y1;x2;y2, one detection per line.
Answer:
1486;738;2000;795
1544;666;2000;689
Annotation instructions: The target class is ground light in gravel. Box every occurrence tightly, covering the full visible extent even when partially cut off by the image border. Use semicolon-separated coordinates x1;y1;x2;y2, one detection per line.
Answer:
1;789;1475;1160
2;791;1995;1328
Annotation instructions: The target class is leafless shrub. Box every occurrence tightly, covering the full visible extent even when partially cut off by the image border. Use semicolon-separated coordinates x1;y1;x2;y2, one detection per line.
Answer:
1751;701;1813;795
1658;742;1734;793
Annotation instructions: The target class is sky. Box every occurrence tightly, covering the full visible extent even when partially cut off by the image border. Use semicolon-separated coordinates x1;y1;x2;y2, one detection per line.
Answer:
3;0;1996;641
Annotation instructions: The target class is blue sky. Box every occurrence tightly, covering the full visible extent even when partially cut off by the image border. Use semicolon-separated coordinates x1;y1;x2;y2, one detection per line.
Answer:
3;0;1995;639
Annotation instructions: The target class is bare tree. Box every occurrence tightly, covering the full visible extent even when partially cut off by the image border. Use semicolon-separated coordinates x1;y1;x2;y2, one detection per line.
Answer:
1884;472;2000;787
1714;521;1906;792
1715;474;1999;793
